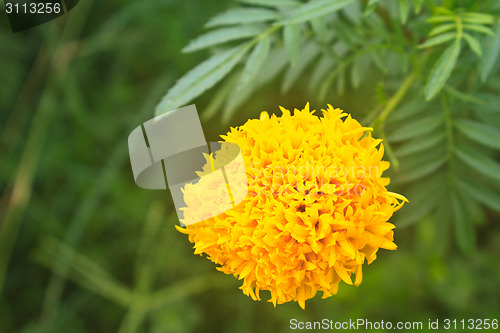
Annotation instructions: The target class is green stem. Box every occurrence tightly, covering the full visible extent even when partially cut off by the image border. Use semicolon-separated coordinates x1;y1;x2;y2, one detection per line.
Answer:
369;71;416;171
371;71;416;129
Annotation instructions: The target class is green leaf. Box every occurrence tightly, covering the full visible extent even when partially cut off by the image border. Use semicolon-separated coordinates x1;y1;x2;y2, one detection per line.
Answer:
480;24;500;82
388;97;428;123
418;32;456;49
182;25;263;53
283;23;301;66
310;15;329;40
455;147;500;182
450;192;476;254
223;83;255;123
201;73;237;121
456;179;500;212
239;0;299;7
426;15;455;24
434;6;454;15
238;36;271;89
387;115;444;142
363;0;380;16
254;47;289;84
396;173;447;227
444;86;485;105
280;0;355;25
425;39;461;100
350;54;371;89
395;132;446;157
398;0;409;24
224;47;288;121
463;33;482;56
413;0;424;14
155;44;250;115
463;197;487;227
461;12;495;25
343;1;362;25
282;42;319;93
463;24;495;36
428;23;456;37
335;21;365;46
369;49;387;73
309;55;335;89
398;155;447;183
454;119;500;150
473;93;500;113
205;8;278;28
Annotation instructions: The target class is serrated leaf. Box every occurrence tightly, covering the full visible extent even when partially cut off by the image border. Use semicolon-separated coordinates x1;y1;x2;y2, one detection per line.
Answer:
413;0;424;14
282;43;319;93
463;33;482;56
283;23;301;66
425;39;461;100
454;119;500;150
451;192;476;254
398;0;409;24
428;23;456;37
461;12;495;25
455;147;500;182
456;179;500;211
183;25;263;53
387;115;444;142
418;32;457;49
364;0;380;16
480;25;500;82
280;0;355;25
205;8;278;28
395;132;446;157
238;36;271;89
463;24;494;36
155;44;250;115
239;0;299;7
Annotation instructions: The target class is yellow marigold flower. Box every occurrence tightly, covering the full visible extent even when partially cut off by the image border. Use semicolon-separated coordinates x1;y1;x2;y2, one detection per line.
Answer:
176;103;407;309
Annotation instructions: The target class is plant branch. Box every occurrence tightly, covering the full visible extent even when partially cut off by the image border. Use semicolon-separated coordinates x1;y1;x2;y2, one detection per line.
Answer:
371;71;416;130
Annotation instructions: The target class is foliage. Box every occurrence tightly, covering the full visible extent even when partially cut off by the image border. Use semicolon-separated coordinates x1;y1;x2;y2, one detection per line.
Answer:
1;0;500;332
158;0;500;255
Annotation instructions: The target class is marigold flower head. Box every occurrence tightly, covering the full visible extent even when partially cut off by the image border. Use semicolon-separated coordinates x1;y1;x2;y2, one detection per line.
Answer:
176;103;407;309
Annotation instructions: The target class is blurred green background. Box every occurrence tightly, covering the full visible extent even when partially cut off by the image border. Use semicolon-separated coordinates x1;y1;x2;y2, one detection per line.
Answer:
1;0;499;332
